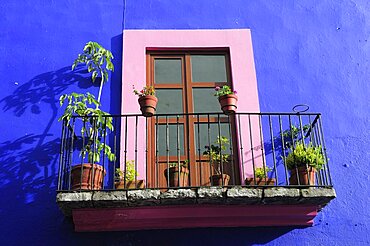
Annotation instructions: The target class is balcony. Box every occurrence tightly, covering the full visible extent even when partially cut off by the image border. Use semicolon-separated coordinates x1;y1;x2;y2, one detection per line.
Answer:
56;112;336;232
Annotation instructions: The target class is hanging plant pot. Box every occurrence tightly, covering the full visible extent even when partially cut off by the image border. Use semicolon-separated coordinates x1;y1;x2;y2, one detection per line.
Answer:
138;95;158;117
289;166;316;185
218;94;238;115
210;174;230;186
115;180;145;189
71;163;106;190
164;166;189;187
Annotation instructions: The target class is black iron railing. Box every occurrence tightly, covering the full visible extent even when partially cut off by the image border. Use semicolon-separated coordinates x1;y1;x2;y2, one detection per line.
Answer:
57;112;332;191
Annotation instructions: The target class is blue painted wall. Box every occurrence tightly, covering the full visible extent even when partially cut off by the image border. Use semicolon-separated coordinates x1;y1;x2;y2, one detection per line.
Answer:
0;1;124;244
1;0;369;245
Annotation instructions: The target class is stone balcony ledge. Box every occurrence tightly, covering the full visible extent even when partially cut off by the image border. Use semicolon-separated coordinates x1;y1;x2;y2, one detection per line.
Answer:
57;187;336;216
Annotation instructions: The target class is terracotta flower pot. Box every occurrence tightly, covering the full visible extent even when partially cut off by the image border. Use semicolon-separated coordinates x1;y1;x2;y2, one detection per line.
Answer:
245;178;276;186
71;163;106;190
218;94;238;115
138;95;158;117
115;180;145;189
210;174;230;186
164;166;189;187
289;166;316;185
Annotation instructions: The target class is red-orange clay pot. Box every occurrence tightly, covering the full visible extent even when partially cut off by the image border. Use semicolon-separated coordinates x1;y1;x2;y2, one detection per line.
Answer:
218;94;238;115
245;178;276;186
289;166;316;185
210;174;231;186
115;180;145;189
71;163;106;190
138;95;158;117
164;166;189;187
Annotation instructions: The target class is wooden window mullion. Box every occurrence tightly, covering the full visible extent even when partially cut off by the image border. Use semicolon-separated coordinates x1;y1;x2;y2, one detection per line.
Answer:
185;53;198;185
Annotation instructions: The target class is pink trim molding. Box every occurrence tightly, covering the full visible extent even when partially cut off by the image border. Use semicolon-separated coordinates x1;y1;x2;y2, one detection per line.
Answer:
121;29;262;181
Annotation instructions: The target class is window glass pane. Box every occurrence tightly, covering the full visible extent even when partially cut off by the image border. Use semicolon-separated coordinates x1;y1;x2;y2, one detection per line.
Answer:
191;55;228;82
193;88;222;113
155;59;182;84
194;123;232;156
156;89;183;114
157;124;184;156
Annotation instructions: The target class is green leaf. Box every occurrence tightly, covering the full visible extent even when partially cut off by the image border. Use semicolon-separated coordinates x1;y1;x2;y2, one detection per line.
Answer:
103;71;108;82
59;94;67;106
106;59;114;71
92;71;98;82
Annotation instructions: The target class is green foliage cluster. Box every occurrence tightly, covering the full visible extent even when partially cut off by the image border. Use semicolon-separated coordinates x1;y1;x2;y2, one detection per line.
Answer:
285;142;325;170
254;166;272;179
72;41;114;102
59;93;114;163
203;136;230;174
59;41;115;164
133;85;156;97
115;160;138;182
214;85;237;97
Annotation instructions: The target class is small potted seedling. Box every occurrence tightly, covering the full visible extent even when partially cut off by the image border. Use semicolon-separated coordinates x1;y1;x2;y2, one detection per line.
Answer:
245;166;276;186
203;136;231;186
164;161;189;187
115;160;145;189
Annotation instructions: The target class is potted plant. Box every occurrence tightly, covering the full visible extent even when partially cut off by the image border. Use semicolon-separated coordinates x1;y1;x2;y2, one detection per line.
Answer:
115;160;145;189
245;166;276;186
164;161;189;187
285;142;325;185
214;85;238;115
203;136;231;186
59;41;115;190
133;85;157;117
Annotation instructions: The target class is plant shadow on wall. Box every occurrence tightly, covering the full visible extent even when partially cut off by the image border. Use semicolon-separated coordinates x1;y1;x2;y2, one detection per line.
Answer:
0;65;96;210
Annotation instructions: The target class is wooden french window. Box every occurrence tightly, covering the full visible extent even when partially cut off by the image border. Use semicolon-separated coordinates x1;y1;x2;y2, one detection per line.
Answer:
146;50;240;188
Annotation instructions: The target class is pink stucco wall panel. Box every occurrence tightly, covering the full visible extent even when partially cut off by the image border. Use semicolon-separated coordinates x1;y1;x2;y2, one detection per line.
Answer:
121;29;263;181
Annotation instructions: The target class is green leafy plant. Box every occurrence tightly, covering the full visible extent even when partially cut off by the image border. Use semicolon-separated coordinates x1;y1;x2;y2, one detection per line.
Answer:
59;41;115;163
285;142;325;170
133;85;156;97
203;136;230;174
214;85;237;97
115;160;138;182
254;166;272;179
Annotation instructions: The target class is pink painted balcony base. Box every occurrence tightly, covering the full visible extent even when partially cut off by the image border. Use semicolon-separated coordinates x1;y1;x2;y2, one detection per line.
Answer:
72;205;318;232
